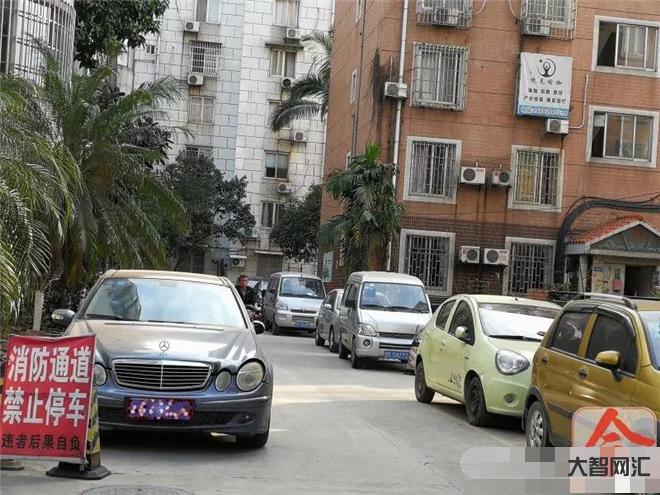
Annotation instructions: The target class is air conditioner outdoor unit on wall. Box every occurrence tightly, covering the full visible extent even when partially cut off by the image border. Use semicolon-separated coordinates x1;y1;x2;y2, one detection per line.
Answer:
285;28;301;41
184;21;200;33
187;74;204;86
491;169;512;187
384;81;408;99
460;246;480;264
230;256;246;268
523;17;551;37
433;7;460;26
278;183;292;194
281;76;295;89
460;166;486;185
545;119;569;135
290;130;307;143
483;248;509;266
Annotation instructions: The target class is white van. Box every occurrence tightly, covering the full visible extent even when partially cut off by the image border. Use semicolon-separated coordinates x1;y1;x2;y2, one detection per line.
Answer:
337;272;432;368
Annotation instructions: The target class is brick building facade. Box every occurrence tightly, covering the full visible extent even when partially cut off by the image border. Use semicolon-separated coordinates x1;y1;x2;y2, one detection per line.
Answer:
321;0;660;301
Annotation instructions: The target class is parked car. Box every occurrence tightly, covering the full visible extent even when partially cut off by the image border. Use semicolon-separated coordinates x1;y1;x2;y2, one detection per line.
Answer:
523;293;660;447
315;289;344;352
262;272;326;335
415;295;560;426
51;270;272;447
337;272;432;369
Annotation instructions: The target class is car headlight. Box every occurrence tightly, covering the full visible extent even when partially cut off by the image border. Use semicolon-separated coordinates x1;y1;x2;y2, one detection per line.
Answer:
236;361;265;392
215;370;231;392
94;364;107;386
275;300;288;311
414;326;426;343
495;350;530;375
357;323;378;336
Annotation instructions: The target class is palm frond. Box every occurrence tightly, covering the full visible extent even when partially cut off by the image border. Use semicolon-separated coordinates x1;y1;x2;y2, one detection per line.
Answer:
270;98;322;131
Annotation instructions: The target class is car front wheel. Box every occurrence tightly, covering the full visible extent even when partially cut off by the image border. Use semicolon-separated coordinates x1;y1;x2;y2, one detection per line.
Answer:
465;376;492;427
415;361;435;403
272;321;281;336
338;332;350;360
526;401;551;447
236;427;269;448
350;339;362;369
315;326;325;346
328;328;339;353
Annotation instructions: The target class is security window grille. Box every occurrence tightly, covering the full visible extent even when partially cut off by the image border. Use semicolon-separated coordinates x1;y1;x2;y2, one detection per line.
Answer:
257;254;283;278
409;141;456;198
262;202;283;228
265;152;289;179
190;41;222;76
416;0;472;29
189;96;215;124
412;43;468;110
185;145;213;160
507;242;554;296
591;112;653;162
274;0;299;27
513;150;560;208
270;49;296;77
403;234;451;292
597;22;658;72
192;251;206;273
522;0;576;40
197;0;221;23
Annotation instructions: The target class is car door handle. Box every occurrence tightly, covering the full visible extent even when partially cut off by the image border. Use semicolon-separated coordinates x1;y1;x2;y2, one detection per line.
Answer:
440;339;446;347
540;355;549;365
578;368;588;379
464;353;470;360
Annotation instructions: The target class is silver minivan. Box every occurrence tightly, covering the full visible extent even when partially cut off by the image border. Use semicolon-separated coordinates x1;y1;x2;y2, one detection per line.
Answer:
263;272;326;335
337;272;432;369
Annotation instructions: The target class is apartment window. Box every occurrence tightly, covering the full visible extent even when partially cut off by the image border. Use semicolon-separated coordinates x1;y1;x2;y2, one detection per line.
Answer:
407;139;458;200
400;230;454;296
262;202;284;228
355;0;364;23
265;152;289;179
512;148;561;209
506;239;555;296
590;109;657;164
185;145;214;160
189;96;215;124
412;43;468;110
597;21;658;72
350;69;358;103
145;44;157;55
270;49;296;78
524;0;571;25
268;101;289;130
190;41;222;76
197;0;221;23
274;0;299;27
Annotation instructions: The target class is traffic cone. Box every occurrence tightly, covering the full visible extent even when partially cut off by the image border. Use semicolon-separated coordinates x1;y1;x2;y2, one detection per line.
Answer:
0;359;24;471
46;386;110;479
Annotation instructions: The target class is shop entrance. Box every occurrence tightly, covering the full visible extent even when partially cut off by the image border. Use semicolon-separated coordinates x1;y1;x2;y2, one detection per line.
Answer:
624;265;656;297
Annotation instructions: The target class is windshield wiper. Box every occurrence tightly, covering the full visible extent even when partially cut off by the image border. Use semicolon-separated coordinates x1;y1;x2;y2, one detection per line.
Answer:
387;305;425;313
490;335;540;341
361;303;388;310
84;313;136;321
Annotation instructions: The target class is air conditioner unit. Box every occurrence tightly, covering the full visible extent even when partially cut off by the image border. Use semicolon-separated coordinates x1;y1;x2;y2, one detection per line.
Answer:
278;183;292;194
460;166;486;185
187;73;204;86
523;17;551;37
281;76;295;89
384;81;408;99
290;130;308;143
285;28;301;41
483;248;509;266
230;256;246;268
433;7;460;26
491;169;513;187
460;246;480;264
545;118;569;135
184;21;200;33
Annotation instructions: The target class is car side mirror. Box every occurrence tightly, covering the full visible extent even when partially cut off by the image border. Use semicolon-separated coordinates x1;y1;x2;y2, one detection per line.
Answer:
595;350;621;370
261;289;267;298
253;321;265;335
323;303;332;309
455;326;469;342
51;309;75;328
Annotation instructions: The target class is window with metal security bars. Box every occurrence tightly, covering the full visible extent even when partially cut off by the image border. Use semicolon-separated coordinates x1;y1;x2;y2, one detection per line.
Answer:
416;0;472;29
591;111;655;163
408;140;457;199
257;254;283;278
274;0;299;27
513;150;560;208
521;0;576;40
597;22;659;73
189;41;222;76
412;43;468;110
185;145;214;160
189;96;215;124
507;242;554;296
402;233;452;294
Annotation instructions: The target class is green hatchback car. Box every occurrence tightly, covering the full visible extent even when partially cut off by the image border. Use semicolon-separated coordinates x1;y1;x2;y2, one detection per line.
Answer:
415;295;561;426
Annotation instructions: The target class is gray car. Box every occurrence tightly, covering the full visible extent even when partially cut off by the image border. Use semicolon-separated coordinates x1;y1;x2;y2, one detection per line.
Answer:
51;269;273;448
315;289;344;353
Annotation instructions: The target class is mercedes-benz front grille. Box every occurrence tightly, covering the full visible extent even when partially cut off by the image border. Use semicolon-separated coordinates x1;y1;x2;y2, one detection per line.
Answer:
112;360;212;391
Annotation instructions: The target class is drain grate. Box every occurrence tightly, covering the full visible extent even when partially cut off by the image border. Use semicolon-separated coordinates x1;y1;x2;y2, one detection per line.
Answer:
81;487;194;495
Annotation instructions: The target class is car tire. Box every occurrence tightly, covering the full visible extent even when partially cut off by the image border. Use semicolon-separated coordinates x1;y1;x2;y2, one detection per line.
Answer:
315;326;325;346
350;339;362;369
236;425;269;448
338;332;349;360
415;361;435;403
328;328;339;353
465;376;492;427
264;316;271;332
272;321;281;336
526;401;551;447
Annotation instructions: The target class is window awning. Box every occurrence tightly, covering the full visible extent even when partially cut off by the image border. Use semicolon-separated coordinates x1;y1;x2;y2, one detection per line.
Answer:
265;42;304;51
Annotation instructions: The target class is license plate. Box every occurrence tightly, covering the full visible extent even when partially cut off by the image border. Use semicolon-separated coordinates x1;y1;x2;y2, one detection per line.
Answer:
127;398;194;421
383;350;409;361
294;321;313;328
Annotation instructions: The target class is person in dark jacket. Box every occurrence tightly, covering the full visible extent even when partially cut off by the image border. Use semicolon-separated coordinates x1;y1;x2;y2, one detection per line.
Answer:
235;274;258;306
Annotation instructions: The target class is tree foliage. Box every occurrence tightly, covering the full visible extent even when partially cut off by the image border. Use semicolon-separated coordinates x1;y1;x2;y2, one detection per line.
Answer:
74;0;170;69
270;184;321;263
164;153;256;269
322;143;405;277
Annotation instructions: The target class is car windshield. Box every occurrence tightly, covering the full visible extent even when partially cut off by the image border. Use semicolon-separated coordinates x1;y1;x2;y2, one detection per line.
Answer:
83;278;247;328
280;277;325;299
479;303;560;341
641;311;660;368
359;282;430;313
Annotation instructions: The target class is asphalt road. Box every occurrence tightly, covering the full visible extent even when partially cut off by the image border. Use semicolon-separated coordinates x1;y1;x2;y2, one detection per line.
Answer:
2;332;528;495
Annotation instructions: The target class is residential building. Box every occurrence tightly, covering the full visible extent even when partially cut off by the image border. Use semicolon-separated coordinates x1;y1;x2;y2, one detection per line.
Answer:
321;0;660;302
0;0;75;82
117;0;333;280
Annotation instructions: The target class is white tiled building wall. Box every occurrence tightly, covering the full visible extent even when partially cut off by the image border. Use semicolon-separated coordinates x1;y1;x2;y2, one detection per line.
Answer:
116;0;332;280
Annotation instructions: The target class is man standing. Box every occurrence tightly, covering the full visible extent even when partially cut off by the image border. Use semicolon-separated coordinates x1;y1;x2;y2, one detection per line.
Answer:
235;274;258;306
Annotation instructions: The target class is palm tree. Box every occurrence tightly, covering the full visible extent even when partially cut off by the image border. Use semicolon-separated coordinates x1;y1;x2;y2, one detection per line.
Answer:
322;143;405;276
270;31;331;132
